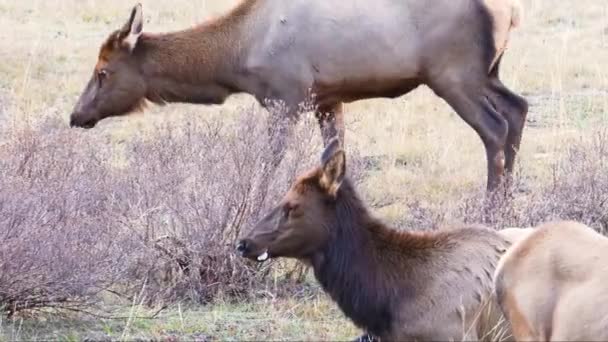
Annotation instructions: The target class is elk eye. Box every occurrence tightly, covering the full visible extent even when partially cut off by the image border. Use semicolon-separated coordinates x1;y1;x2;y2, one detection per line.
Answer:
97;69;108;86
284;204;299;218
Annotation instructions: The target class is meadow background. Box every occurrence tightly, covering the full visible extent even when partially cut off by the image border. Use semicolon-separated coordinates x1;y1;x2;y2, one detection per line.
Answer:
0;0;607;340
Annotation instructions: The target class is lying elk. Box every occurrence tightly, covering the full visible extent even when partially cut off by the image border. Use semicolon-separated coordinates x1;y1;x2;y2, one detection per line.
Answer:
494;221;608;341
237;138;529;341
69;0;528;191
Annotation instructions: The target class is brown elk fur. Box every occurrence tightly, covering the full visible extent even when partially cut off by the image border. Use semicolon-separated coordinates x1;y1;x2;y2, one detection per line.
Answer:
70;0;527;191
494;221;608;341
238;139;528;341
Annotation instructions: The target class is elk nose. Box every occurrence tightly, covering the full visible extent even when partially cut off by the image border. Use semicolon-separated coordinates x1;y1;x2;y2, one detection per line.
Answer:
236;240;248;255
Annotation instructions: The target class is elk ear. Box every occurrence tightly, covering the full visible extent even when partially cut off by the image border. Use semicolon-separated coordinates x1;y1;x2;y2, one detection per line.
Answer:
120;3;143;52
319;138;346;197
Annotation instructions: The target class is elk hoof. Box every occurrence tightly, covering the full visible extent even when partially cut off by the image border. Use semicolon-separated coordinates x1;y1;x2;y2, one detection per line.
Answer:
352;333;378;342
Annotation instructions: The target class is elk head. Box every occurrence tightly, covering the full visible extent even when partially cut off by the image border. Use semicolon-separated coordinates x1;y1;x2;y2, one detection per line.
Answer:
70;4;147;128
237;139;346;262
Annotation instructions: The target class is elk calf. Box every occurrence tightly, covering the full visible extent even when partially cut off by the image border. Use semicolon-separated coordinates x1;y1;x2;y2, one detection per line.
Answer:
494;221;608;341
238;138;529;341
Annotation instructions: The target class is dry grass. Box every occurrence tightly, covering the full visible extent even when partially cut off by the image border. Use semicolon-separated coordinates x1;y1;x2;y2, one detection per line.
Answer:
0;297;360;341
1;0;607;340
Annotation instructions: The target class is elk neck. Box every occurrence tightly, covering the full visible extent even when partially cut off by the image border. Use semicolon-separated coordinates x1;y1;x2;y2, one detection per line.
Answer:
134;10;253;106
309;179;445;337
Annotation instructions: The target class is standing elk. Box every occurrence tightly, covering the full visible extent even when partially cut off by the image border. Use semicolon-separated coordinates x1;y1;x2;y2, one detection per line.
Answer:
69;0;527;191
237;138;530;341
494;221;608;341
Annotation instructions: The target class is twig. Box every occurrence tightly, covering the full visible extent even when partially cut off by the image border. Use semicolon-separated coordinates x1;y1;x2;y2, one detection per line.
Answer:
58;305;167;320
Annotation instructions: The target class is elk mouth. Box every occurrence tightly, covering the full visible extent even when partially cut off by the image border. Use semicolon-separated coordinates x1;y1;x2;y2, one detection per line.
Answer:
69;116;98;129
256;250;269;262
236;240;271;263
81;120;97;129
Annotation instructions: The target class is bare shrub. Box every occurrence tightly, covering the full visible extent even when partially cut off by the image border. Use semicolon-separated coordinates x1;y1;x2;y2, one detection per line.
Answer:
0;93;371;315
0;119;137;317
470;130;607;232
0;100;332;314
98;104;326;305
393;129;608;234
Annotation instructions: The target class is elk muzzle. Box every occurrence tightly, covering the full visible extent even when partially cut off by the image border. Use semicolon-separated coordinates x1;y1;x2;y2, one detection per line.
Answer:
69;112;99;129
236;239;270;262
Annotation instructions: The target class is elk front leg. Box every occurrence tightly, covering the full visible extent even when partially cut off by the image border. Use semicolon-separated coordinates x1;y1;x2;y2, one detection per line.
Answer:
267;109;298;167
351;332;379;342
315;102;345;147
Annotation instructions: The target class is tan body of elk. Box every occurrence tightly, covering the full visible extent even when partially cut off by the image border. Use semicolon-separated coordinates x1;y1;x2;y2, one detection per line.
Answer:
69;0;527;192
237;139;529;341
494;221;608;341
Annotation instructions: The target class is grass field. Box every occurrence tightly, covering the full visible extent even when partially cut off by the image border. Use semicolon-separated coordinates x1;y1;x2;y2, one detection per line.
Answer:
1;0;607;340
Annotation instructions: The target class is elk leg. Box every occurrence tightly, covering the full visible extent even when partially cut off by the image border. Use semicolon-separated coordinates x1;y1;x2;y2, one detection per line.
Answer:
486;78;528;176
267;109;298;167
315;102;345;147
431;84;508;192
351;332;379;342
486;55;529;176
256;107;298;202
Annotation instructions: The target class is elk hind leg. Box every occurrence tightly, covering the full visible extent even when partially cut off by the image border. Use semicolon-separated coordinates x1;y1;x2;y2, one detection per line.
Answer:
431;82;509;192
486;57;529;176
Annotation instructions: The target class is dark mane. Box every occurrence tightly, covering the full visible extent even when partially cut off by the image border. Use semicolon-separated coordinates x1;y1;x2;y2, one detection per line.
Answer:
310;178;454;336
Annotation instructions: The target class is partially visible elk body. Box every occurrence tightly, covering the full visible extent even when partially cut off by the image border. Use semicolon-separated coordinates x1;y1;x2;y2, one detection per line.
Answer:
498;227;534;244
237;139;529;341
494;221;608;341
70;0;527;191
